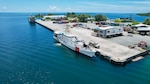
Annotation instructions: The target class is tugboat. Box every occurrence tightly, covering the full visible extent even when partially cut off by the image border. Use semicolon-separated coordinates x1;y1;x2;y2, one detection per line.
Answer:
28;15;35;23
53;31;96;57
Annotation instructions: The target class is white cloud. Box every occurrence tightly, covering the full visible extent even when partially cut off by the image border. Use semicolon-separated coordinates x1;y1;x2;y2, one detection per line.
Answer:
77;2;150;13
45;1;150;13
2;6;7;10
65;8;81;12
47;6;60;11
65;8;73;12
122;1;150;5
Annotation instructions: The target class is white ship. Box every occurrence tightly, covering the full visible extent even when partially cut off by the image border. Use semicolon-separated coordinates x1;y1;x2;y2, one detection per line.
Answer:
53;31;96;57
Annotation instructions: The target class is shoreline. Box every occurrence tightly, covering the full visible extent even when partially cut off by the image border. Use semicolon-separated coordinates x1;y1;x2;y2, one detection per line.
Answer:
36;20;149;65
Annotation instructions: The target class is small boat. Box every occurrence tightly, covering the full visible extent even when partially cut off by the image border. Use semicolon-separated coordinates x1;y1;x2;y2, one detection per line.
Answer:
132;56;144;62
53;31;96;57
28;15;35;23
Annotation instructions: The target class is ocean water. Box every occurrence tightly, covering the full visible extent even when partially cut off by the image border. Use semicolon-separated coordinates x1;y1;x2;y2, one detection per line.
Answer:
0;13;150;84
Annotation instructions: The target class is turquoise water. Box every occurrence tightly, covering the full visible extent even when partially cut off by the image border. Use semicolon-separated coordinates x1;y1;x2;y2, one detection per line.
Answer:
0;13;150;84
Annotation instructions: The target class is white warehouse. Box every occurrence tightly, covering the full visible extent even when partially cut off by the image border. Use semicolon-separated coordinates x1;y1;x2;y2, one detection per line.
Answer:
42;15;66;20
93;26;124;38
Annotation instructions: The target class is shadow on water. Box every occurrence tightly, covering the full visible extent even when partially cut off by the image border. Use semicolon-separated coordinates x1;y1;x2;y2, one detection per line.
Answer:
74;52;95;60
29;23;36;28
28;23;37;32
28;22;38;42
96;55;128;67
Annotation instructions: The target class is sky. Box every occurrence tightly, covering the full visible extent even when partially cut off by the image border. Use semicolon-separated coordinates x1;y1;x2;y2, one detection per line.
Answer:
0;0;150;13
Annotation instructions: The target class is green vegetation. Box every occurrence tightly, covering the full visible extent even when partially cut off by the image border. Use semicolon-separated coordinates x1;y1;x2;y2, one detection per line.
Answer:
34;13;54;19
35;12;107;22
34;14;44;19
114;18;123;23
95;14;107;21
47;13;53;16
137;13;150;16
66;12;77;22
132;20;139;25
143;18;150;25
45;17;51;21
66;13;106;22
114;17;150;25
114;18;132;23
66;12;76;18
36;12;149;25
114;18;140;25
77;14;90;22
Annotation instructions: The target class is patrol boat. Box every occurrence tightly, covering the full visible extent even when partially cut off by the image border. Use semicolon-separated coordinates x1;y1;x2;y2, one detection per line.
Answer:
53;31;96;57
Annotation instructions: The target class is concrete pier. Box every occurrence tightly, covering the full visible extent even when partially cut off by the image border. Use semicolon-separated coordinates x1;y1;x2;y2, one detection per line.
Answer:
36;20;149;65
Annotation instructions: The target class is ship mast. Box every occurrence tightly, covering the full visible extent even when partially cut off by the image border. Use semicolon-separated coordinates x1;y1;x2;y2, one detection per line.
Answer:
65;24;70;33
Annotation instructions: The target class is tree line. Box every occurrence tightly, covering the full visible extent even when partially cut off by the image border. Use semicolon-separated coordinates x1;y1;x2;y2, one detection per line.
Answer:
66;12;107;22
137;13;150;16
34;12;150;25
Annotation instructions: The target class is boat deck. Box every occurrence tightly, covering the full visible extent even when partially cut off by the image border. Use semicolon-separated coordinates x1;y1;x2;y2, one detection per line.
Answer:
36;20;148;64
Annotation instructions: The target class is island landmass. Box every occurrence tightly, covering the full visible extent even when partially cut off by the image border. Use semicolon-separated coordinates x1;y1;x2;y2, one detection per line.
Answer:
137;13;150;16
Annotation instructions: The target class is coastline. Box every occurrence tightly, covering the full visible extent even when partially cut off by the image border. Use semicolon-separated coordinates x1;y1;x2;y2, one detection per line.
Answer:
1;12;149;22
0;13;150;84
36;20;149;65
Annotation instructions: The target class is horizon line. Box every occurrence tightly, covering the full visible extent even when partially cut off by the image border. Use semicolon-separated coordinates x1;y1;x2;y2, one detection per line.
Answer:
0;11;149;14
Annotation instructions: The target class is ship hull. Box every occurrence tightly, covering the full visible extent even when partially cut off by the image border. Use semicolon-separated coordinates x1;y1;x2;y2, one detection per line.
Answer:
53;31;96;57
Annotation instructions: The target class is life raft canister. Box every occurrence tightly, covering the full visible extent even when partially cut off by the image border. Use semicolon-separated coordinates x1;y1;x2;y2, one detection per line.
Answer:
75;47;80;52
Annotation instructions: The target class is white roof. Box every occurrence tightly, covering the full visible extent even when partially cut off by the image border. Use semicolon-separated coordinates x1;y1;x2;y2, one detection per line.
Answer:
137;27;150;31
134;24;150;31
98;26;121;30
43;15;66;18
134;24;149;27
